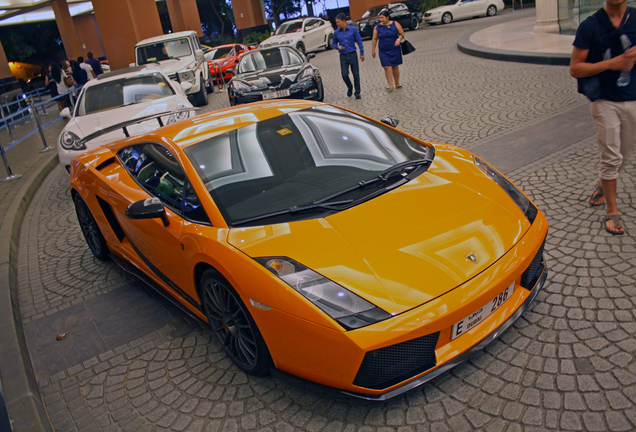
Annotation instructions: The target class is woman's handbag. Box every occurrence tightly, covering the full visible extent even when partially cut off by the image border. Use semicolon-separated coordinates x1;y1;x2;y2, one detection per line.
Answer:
401;38;416;55
63;72;74;87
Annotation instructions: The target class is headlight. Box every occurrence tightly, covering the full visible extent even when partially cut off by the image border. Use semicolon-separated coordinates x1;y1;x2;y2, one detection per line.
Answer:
431;11;441;15
166;104;190;124
179;70;195;82
221;60;230;67
59;131;85;151
474;157;537;223
281;40;292;45
232;80;252;92
299;67;315;81
255;257;391;330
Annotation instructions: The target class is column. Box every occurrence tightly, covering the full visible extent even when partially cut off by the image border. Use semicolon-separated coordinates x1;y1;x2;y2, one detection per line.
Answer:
232;0;267;30
51;0;83;60
0;42;13;80
165;0;203;36
91;0;163;71
534;0;560;33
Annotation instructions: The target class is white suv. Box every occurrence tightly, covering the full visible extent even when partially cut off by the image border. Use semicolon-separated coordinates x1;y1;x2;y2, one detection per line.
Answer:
133;31;212;106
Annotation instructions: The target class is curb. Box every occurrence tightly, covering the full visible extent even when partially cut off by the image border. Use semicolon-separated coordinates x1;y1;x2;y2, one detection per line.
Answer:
0;152;58;432
457;27;571;66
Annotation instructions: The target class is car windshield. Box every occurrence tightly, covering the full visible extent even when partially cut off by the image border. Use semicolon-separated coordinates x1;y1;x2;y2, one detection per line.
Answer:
205;46;234;61
184;105;433;226
76;73;175;116
237;48;303;73
137;38;192;65
362;5;388;17
276;21;303;34
444;0;457;5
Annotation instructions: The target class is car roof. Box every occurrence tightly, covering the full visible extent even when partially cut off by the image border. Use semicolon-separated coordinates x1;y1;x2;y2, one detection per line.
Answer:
119;100;323;149
136;31;197;46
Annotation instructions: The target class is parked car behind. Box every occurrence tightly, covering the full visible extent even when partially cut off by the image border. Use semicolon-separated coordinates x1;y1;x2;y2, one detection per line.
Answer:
227;46;323;106
354;3;422;39
57;66;194;173
259;17;334;55
424;0;504;24
204;43;256;84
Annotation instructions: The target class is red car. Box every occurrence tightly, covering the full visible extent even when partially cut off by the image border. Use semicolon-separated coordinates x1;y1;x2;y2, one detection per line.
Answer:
204;43;256;84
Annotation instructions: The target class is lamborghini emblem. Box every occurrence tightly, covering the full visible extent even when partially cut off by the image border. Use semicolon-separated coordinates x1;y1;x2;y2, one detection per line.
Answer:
466;253;478;264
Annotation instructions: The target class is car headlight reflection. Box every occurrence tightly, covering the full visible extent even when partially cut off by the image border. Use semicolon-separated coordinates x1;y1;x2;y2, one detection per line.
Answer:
179;70;196;82
474;156;537;223
299;67;315;81
59;131;85;150
166;104;190;124
255;257;391;330
232;80;252;92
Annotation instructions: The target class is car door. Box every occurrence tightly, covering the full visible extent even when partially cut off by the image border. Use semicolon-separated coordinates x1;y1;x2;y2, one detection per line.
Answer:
303;19;324;51
112;142;211;310
469;0;488;16
454;0;473;19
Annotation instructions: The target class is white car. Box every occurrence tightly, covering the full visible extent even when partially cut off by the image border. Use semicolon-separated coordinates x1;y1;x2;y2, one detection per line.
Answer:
424;0;504;24
259;17;334;55
133;31;212;106
57;66;194;173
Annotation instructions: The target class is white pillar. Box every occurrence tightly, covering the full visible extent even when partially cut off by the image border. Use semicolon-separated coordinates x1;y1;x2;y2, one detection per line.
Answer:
534;0;560;33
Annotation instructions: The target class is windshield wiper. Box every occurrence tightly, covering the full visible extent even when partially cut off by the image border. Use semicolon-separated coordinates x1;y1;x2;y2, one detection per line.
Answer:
232;199;353;226
314;159;432;204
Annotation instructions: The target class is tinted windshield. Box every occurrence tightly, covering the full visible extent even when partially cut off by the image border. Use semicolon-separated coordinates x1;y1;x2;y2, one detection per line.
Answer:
205;46;233;61
237;48;303;73
76;74;175;116
276;21;303;34
362;5;387;17
184;105;432;226
137;38;192;65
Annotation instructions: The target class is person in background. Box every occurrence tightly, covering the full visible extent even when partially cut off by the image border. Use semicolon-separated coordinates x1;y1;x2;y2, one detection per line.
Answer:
570;0;636;235
50;63;70;111
71;60;88;88
332;12;365;99
44;64;58;101
78;56;96;81
372;9;405;92
86;52;103;77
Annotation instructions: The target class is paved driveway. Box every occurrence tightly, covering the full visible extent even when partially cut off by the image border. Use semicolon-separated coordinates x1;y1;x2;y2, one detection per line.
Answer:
19;9;636;432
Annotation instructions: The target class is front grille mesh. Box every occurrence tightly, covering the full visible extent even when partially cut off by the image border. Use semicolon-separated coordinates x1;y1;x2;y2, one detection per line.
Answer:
520;236;546;290
353;332;439;390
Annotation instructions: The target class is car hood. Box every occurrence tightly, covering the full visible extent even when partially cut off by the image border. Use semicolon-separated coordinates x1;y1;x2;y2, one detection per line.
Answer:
71;96;184;145
354;16;380;25
236;65;305;89
150;59;196;76
227;146;531;316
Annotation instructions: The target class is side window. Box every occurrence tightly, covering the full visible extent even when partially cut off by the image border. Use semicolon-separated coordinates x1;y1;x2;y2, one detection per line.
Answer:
119;143;209;223
305;19;320;31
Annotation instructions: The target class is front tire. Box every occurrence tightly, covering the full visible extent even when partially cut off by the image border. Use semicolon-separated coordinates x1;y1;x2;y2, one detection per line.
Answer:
201;268;271;375
442;12;452;24
296;42;306;55
193;79;209;106
206;77;214;93
486;5;497;16
74;194;109;261
410;16;419;30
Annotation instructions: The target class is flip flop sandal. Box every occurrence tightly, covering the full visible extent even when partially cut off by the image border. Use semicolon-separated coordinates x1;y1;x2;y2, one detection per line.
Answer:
603;214;625;235
589;184;605;207
385;87;394;92
396;85;403;89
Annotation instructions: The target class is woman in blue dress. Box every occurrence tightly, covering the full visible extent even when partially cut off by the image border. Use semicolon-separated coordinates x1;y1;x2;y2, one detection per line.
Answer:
371;10;405;91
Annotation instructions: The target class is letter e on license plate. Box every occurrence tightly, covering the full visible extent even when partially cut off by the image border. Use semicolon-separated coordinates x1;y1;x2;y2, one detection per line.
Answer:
451;282;515;340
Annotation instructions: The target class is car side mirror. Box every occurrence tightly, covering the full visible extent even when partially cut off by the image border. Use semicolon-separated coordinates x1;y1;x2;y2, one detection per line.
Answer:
180;81;193;92
195;49;205;64
380;115;399;128
126;197;170;227
226;68;235;76
306;53;316;60
60;107;71;119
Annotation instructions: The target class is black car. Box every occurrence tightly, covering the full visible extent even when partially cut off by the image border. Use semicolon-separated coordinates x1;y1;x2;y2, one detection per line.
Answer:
227;46;324;106
354;3;422;39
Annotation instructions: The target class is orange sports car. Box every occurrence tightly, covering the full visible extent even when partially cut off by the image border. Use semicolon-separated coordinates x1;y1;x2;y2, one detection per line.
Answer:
70;100;548;400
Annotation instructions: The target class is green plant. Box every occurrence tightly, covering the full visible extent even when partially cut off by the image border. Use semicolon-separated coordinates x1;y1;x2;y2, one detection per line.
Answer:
240;31;271;45
420;0;449;12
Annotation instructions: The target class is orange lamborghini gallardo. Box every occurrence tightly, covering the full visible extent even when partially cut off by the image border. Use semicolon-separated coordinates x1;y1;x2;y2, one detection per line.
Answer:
70;100;548;400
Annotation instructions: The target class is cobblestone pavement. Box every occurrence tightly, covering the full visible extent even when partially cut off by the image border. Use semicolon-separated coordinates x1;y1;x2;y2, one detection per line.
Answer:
18;9;636;432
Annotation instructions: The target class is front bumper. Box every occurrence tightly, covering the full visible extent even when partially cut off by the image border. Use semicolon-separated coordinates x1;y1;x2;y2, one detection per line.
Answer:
229;79;321;105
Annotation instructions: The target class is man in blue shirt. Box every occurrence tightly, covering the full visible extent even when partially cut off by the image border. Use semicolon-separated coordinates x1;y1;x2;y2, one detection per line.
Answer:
333;13;365;99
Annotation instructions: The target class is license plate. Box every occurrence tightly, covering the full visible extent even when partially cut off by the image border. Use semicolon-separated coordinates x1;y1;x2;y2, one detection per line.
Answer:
451;282;515;340
262;89;290;100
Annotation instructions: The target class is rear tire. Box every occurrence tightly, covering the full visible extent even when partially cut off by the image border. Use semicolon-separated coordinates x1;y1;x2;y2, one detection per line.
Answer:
200;268;271;376
442;12;452;24
410;16;419;30
487;5;497;16
296;42;306;55
74;194;109;261
206;77;214;93
326;34;334;50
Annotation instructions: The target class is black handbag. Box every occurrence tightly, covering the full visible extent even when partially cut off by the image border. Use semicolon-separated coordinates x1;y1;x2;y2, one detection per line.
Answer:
401;39;415;55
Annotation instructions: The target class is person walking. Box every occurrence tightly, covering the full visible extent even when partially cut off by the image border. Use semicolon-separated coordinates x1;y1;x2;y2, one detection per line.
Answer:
372;10;405;92
570;0;636;235
333;13;365;99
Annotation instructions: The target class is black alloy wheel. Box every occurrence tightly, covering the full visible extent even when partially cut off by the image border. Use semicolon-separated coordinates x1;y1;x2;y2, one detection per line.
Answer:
487;5;497;16
410;16;419;30
442;12;452;24
74;194;109;261
201;268;271;375
296;42;306;55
